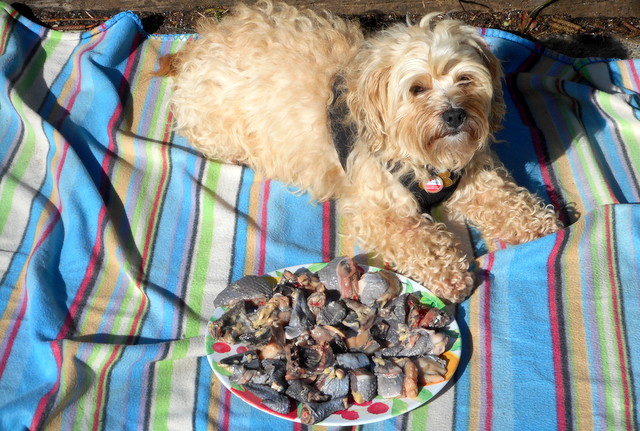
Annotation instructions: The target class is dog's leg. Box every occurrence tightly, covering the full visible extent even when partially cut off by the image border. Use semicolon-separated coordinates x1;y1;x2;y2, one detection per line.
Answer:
339;195;473;303
446;155;563;245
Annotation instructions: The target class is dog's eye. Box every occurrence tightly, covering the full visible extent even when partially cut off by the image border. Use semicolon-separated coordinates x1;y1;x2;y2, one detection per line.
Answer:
457;75;472;85
410;85;427;96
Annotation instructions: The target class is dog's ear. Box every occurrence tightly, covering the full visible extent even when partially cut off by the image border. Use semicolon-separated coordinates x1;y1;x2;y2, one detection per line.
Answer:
346;65;391;152
471;36;505;133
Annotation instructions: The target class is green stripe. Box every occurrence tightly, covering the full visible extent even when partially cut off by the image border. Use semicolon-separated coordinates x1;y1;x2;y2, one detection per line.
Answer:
552;80;611;207
410;403;430;431
152;338;196;431
185;161;222;337
104;42;170;342
603;207;633;430
596;91;640;182
103;42;164;339
591;209;622;429
151;163;221;429
0;30;62;234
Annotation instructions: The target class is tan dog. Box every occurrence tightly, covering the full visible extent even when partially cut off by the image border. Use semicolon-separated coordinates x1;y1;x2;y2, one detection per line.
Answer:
165;1;562;302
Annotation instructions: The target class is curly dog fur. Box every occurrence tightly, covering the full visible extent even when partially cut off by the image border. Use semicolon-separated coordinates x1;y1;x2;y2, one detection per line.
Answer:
165;1;562;302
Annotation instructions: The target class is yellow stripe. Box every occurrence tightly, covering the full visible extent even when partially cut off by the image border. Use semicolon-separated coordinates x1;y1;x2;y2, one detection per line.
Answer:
243;175;263;275
466;267;482;431
40;341;82;430
561;221;594;430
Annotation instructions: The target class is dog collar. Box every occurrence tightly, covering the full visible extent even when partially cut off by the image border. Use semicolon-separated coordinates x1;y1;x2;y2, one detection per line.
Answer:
398;168;462;215
329;78;462;214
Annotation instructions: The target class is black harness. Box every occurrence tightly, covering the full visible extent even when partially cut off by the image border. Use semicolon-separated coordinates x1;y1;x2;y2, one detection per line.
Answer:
329;79;462;215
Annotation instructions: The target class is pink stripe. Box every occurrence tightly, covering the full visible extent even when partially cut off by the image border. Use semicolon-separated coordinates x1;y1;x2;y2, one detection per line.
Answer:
91;34;146;430
511;70;566;224
482;252;494;430
0;130;67;377
54;29;109;340
222;388;232;431
554;80;619;204
257;180;271;275
0;14;14;50
533;89;564;224
0;205;64;380
604;207;633;430
29;341;63;429
27;28;109;423
123;81;173;346
547;229;567;429
628;60;640;91
91;345;123;428
0;290;27;377
322;201;331;261
23;212;65;428
26;86;81;429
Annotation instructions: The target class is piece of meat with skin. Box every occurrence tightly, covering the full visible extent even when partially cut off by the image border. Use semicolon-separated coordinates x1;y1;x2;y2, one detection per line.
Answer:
349;368;377;403
300;397;348;425
317;256;361;300
244;383;293;414
213;275;273;308
373;358;404;398
358;270;402;306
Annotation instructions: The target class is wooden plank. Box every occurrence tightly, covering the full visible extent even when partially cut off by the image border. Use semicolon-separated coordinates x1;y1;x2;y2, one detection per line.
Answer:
16;0;640;18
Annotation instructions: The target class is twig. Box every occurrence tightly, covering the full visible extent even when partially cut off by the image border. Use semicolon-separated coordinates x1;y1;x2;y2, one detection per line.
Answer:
548;17;584;33
41;17;106;23
52;24;95;31
622;21;640;36
458;0;491;11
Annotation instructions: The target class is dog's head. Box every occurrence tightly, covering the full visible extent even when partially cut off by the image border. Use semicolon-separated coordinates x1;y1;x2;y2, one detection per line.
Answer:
346;14;505;173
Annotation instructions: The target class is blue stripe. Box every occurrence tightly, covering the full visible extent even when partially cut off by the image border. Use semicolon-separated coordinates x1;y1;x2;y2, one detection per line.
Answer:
231;167;253;282
505;238;558;429
193;357;213;431
264;182;325;271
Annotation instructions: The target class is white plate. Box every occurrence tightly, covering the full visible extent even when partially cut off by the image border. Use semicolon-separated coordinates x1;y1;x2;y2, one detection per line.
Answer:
205;263;462;426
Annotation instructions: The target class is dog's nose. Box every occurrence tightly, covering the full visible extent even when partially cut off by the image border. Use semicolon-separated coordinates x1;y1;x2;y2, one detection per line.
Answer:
442;108;466;129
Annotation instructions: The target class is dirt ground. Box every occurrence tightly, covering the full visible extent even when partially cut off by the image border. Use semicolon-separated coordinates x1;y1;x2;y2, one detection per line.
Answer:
10;3;640;58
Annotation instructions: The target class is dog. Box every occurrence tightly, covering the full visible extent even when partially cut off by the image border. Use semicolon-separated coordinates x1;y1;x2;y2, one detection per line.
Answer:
163;1;563;302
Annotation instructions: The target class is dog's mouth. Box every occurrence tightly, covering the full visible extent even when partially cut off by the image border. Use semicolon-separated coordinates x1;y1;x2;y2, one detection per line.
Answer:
441;128;464;138
434;124;469;140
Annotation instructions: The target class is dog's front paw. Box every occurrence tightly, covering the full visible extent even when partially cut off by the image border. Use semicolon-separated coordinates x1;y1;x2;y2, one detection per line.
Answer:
399;231;474;303
534;205;564;237
505;204;564;245
421;253;474;304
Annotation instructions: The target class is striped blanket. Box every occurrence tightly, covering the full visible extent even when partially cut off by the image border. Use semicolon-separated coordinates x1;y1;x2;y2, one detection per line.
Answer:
1;3;639;430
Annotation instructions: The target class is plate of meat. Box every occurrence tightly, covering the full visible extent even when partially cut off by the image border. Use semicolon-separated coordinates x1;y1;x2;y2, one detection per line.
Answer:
205;256;461;425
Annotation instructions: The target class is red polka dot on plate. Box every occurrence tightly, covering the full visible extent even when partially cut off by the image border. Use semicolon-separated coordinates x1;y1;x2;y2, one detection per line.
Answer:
213;342;231;353
236;345;248;353
367;402;389;415
340;410;359;421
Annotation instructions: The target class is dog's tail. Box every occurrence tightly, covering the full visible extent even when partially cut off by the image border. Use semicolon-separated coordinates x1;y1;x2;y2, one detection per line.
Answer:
150;53;181;78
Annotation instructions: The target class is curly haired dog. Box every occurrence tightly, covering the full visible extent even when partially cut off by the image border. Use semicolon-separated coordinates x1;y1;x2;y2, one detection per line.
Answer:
164;1;562;302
